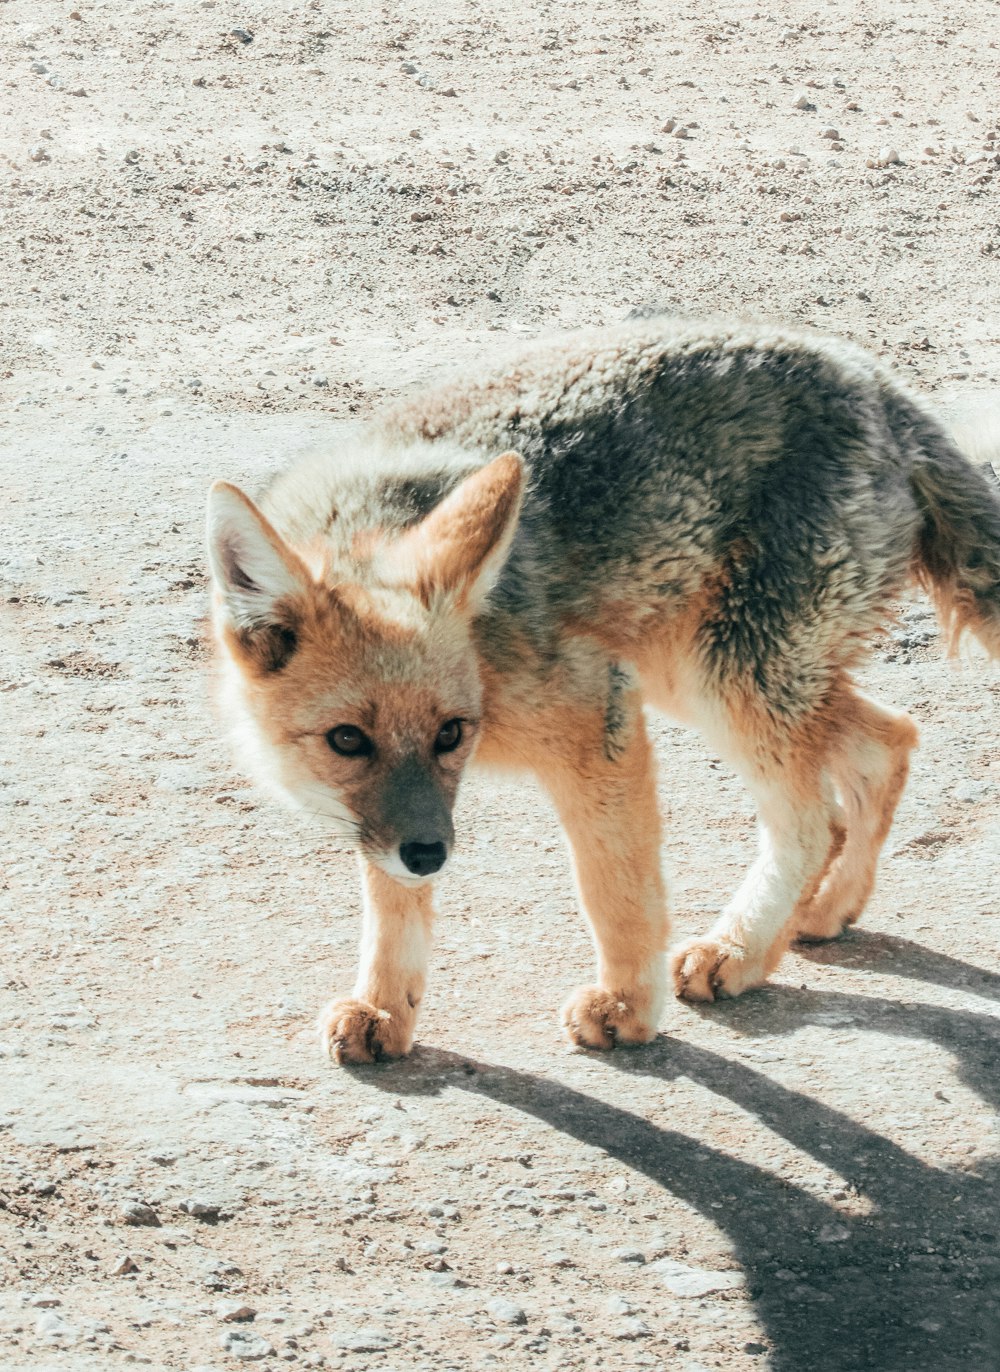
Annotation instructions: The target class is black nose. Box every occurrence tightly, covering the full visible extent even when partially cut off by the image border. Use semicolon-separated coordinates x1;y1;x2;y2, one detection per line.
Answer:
399;840;447;876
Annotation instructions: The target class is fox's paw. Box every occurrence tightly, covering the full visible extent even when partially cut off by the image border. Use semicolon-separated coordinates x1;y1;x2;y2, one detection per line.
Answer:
671;937;765;1003
318;998;412;1065
561;985;658;1051
794;893;863;944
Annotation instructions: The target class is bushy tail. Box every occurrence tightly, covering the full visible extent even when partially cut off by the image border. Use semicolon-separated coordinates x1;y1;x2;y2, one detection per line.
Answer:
910;400;1000;658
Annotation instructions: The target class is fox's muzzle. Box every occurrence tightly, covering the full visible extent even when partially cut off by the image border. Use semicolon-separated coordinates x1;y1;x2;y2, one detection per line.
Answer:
377;754;456;876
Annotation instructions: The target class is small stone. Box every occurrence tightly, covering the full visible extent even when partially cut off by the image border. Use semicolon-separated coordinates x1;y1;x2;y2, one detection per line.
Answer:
868;146;901;168
120;1201;158;1227
112;1255;139;1275
817;1223;850;1244
779;210;801;222
312;375;329;388
220;1331;275;1361
401;62;417;74
218;1303;257;1323
820;127;841;140
954;779;989;803
487;1297;527;1326
409;129;422;139
653;1257;743;1297
27;1293;62;1308
613;1247;646;1264
661;118;676;132
231;28;254;44
330;1328;395;1352
124;149;139;164
613;1316;652;1340
494;149;510;163
179;1197;222;1220
441;87;457;97
31;61;49;74
606;1295;632;1316
545;1250;575;1268
672;126;689;139
793;92;813;109
36;1312;76;1340
495;1260;515;1275
69;87;87;97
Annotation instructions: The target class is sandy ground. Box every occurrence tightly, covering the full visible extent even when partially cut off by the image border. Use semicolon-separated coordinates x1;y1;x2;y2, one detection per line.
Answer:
2;3;999;1371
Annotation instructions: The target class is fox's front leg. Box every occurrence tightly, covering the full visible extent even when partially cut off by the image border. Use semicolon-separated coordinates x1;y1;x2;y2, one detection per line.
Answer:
535;702;669;1050
319;860;434;1065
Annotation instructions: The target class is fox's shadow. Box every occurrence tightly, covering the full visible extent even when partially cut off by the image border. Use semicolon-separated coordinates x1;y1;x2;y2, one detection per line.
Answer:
358;941;1000;1372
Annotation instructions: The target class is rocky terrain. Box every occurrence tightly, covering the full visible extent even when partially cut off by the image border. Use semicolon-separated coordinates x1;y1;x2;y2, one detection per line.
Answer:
1;3;998;1370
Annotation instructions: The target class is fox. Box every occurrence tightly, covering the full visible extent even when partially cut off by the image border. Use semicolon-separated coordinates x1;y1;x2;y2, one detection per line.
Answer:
206;316;1000;1065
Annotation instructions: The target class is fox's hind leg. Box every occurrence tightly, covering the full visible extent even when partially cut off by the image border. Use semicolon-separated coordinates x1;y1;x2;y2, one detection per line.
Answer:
319;861;434;1064
522;693;669;1049
795;688;918;942
671;696;845;1003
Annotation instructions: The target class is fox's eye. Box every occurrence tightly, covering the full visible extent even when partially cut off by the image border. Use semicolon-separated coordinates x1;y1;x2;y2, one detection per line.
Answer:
435;719;463;753
326;725;372;757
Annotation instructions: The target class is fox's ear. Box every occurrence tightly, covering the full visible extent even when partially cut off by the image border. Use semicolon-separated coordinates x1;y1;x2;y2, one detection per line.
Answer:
394;452;525;611
206;481;308;668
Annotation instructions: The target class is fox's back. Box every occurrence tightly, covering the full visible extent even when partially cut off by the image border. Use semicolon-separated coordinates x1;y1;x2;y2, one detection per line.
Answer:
380;320;925;651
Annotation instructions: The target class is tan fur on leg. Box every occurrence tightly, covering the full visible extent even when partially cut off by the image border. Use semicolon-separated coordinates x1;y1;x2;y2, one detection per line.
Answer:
501;698;669;1049
671;695;844;1002
796;688;918;941
318;859;434;1064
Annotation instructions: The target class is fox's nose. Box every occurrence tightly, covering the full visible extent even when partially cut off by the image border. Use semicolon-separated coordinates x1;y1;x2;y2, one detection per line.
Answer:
399;840;447;876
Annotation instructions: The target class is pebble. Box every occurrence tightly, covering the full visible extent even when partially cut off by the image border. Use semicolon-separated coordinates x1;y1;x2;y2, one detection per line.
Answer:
652;1257;743;1297
113;1255;140;1275
217;1303;257;1323
36;1311;77;1341
31;61;48;74
401;62;417;74
867;146;901;168
27;1293;62;1308
954;779;989;804
817;1223;851;1244
486;1297;527;1326
545;1250;575;1267
613;1247;646;1264
793;92;813;109
121;1200;160;1226
231;28;254;44
820;127;841;140
219;1331;276;1360
179;1197;222;1219
330;1327;396;1352
613;1316;652;1340
606;1295;632;1316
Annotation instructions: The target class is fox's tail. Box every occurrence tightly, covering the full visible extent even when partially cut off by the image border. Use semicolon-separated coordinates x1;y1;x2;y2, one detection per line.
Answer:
910;398;1000;658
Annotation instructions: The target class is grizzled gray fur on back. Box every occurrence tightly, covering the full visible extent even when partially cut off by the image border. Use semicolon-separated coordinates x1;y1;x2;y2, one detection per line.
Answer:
262;317;1000;714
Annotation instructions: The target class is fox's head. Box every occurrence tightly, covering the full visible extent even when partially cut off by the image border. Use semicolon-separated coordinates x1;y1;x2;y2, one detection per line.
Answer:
206;452;524;884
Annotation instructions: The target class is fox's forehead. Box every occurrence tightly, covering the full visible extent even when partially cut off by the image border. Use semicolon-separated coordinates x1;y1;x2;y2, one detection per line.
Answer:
268;585;482;735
